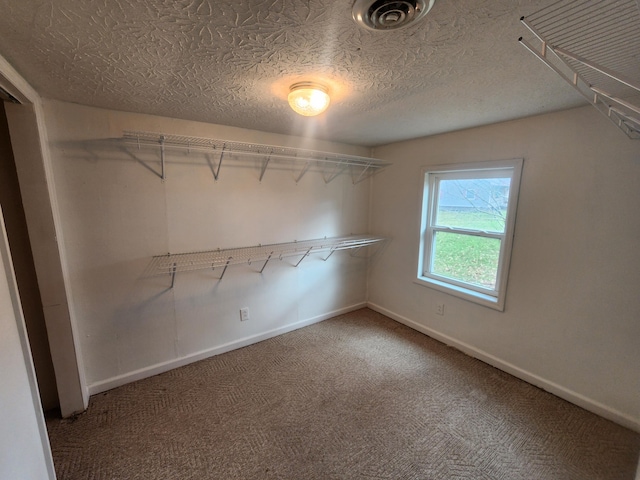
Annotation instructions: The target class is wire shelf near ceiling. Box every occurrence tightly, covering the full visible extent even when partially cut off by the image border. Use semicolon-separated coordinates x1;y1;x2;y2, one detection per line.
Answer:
145;234;387;287
120;130;391;183
519;0;640;138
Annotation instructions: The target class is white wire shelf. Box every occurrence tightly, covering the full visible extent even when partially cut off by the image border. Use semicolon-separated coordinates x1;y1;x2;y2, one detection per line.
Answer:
519;0;640;139
145;234;387;287
121;130;392;183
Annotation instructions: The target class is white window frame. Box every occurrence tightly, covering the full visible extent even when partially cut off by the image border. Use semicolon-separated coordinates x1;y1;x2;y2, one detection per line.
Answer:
416;159;523;311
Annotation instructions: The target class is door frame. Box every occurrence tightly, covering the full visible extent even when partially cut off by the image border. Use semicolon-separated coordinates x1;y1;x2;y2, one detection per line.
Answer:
0;53;87;416
0;205;56;479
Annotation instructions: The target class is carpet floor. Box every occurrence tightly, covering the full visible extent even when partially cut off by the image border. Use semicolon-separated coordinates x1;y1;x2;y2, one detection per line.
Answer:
46;308;640;479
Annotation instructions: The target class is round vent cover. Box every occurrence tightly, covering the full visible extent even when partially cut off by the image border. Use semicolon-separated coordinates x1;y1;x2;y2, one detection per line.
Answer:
352;0;435;31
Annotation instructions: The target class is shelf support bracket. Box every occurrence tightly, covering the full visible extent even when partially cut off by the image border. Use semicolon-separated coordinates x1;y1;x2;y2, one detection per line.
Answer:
170;262;177;288
295;161;311;184
212;145;224;181
219;257;232;280
294;248;313;267
260;252;273;273
352;162;374;185
160;135;166;181
259;153;271;182
324;160;346;184
322;248;336;261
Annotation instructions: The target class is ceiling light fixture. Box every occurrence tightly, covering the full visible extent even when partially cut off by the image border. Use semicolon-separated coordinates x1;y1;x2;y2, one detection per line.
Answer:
288;82;330;117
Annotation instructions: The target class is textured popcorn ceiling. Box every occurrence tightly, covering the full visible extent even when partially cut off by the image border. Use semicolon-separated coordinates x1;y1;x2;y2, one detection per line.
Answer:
0;0;587;146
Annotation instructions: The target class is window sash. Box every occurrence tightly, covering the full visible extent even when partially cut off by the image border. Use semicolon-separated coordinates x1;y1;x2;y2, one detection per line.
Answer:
423;229;504;296
417;159;523;310
429;225;505;240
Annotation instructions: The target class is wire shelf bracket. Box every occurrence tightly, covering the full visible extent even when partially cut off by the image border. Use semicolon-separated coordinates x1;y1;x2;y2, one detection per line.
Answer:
121;131;392;182
145;234;387;287
519;0;640;139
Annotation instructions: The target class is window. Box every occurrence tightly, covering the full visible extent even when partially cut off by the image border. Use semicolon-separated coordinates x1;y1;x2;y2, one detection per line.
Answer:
417;159;523;311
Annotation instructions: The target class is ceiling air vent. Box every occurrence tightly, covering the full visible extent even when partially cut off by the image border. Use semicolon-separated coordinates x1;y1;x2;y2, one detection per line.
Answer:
352;0;435;31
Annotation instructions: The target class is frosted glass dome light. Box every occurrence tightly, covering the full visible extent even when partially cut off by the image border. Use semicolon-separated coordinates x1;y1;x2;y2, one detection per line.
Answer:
288;82;330;116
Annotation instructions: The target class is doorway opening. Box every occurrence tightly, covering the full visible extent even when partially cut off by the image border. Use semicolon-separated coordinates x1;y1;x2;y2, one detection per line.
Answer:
0;100;59;410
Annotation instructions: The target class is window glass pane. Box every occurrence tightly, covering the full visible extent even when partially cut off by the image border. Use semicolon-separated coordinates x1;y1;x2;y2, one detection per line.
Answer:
436;178;511;232
431;232;501;290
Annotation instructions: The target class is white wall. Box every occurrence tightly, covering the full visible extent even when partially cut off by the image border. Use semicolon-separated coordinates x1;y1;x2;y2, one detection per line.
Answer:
369;106;640;431
0;207;55;480
43;100;372;393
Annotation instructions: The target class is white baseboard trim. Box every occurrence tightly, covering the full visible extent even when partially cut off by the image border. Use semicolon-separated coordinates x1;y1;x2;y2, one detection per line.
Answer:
367;302;640;433
88;302;367;396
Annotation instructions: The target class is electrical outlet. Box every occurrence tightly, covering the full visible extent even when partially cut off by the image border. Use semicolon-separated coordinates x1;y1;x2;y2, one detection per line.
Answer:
436;303;445;316
240;307;250;321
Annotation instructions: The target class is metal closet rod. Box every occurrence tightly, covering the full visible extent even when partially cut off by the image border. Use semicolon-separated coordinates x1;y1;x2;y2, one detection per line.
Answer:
121;130;391;182
146;234;387;287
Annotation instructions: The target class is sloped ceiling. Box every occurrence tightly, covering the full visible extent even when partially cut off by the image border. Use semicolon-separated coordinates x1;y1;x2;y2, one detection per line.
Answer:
0;0;587;146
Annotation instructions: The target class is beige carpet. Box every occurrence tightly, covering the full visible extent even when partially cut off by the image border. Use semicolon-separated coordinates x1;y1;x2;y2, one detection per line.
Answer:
46;308;640;479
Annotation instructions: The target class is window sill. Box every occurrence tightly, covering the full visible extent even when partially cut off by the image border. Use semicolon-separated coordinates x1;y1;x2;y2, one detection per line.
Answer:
414;275;505;311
